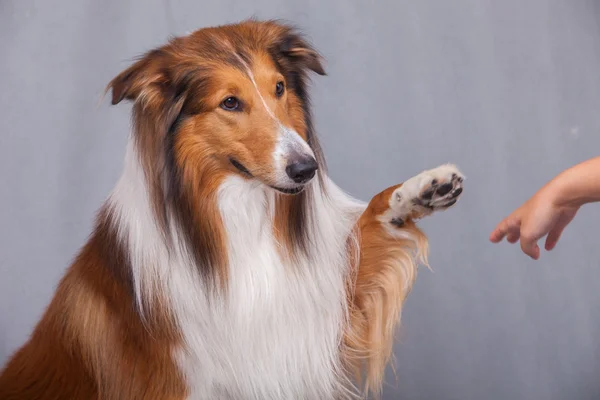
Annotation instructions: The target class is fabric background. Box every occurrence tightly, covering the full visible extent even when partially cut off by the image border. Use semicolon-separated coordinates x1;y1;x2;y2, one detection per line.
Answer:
2;1;600;398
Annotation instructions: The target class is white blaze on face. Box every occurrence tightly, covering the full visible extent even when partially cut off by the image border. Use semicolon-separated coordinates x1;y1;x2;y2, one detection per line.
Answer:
234;54;316;185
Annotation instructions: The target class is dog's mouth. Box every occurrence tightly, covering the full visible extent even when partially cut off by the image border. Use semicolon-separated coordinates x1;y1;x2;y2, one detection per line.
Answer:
229;158;305;195
269;186;304;195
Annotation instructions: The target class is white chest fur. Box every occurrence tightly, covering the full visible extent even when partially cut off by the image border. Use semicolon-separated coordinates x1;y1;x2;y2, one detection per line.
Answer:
171;177;363;399
108;143;365;399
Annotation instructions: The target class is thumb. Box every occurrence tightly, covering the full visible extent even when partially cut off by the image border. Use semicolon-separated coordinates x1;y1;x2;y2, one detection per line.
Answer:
545;210;577;251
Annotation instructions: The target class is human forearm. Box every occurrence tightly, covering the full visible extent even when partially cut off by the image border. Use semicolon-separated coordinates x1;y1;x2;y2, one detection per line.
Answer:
547;157;600;207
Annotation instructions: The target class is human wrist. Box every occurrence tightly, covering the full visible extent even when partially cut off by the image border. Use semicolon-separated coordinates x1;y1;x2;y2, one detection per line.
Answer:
547;166;595;208
545;174;576;207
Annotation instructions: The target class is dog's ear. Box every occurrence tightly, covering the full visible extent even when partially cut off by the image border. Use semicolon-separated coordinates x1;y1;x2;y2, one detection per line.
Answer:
107;49;189;134
107;50;166;105
277;32;326;76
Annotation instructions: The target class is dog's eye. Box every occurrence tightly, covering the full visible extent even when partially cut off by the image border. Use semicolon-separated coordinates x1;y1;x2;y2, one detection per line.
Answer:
275;81;285;97
221;97;240;111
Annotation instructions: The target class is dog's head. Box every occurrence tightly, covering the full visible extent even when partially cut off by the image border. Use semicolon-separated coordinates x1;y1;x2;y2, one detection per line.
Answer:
107;20;327;280
108;20;326;195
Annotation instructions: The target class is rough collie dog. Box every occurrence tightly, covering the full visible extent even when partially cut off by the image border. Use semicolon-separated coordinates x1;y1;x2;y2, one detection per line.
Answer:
0;20;464;399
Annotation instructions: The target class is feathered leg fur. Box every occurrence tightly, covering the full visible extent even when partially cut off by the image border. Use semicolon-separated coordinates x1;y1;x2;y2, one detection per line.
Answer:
344;164;464;396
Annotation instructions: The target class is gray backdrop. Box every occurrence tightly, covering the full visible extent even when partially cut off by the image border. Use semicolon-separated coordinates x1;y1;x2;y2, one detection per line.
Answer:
2;1;600;399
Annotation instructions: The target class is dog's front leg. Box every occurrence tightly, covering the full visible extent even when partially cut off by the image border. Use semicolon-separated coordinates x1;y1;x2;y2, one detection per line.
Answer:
343;164;464;396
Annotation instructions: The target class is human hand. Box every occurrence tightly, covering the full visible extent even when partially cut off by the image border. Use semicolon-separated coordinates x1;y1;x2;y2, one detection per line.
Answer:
489;183;580;259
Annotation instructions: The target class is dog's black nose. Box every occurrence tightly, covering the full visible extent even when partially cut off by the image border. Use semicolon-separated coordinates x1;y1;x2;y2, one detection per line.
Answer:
285;156;318;184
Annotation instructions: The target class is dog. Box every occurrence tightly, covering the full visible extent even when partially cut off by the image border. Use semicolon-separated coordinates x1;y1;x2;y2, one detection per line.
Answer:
0;19;464;399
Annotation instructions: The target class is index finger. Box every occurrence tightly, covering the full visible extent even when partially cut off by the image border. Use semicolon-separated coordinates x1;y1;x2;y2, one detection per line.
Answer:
490;218;510;243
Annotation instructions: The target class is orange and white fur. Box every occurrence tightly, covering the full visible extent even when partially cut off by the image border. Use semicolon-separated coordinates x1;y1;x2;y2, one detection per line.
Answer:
0;20;464;400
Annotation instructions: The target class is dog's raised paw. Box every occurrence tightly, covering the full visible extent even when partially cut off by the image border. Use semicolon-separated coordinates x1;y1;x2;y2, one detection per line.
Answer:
389;164;464;224
412;164;464;210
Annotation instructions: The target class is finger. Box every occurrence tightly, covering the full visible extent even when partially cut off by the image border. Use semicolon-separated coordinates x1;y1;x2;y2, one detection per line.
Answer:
505;219;522;243
490;218;511;242
545;212;576;251
490;215;520;243
506;229;521;243
544;228;563;251
520;234;541;260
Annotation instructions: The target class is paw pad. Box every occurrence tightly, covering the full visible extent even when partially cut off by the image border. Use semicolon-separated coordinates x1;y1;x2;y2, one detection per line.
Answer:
418;168;464;209
389;164;464;223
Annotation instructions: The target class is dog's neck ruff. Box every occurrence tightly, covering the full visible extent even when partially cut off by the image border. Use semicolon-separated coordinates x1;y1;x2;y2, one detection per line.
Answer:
107;138;366;399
